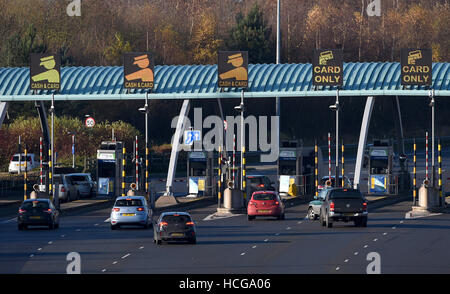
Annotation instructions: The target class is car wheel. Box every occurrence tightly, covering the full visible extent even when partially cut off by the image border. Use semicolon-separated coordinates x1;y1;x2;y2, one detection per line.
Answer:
49;222;55;230
248;215;255;221
111;224;118;230
18;224;24;231
308;207;316;220
326;214;333;228
361;217;368;227
189;238;197;244
320;212;325;226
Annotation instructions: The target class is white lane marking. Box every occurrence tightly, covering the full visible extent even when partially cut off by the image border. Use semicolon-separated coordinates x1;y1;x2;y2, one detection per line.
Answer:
373;238;378;242
354;252;359;255
37;248;42;251
104;218;110;223
252;245;257;249
383;232;387;236
102;269;107;272
29;254;34;258
48;241;53;245
1;218;17;224
336;267;340;271
139;246;144;250
400;220;404;224
392;226;396;229
112;261;118;265
76;229;81;232
240;252;246;256
203;213;243;221
94;223;99;226
275;233;280;236
344;259;349;263
60;234;66;238
298;221;302;224
363;245;368;248
264;239;269;242
286;227;291;230
121;253;131;259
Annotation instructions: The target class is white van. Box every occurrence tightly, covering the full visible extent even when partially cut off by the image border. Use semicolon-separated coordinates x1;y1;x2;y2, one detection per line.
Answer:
8;153;38;173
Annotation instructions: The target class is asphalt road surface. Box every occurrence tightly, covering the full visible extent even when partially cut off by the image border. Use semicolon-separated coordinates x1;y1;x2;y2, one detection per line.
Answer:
1;199;449;274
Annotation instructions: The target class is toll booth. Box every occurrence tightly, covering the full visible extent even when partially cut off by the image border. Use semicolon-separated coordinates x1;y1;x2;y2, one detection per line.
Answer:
367;140;394;195
96;141;123;197
277;140;302;196
187;151;214;197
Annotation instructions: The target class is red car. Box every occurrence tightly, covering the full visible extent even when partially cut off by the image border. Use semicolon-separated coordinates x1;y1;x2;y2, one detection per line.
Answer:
247;191;285;221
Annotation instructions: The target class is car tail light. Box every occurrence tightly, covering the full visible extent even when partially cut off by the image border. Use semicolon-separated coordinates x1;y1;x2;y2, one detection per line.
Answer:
44;209;52;213
186;221;194;226
136;207;144;211
363;202;367;211
249;201;256;206
159;221;168;229
61;186;66;192
330;201;335;212
275;201;279;205
257;184;264;188
19;209;26;214
113;208;120;212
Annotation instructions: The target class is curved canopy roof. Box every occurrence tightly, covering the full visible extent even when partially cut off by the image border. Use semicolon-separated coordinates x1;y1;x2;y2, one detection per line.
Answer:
0;62;449;101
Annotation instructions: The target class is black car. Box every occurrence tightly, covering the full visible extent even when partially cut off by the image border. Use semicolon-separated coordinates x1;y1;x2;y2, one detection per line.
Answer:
153;212;196;244
18;199;60;230
319;188;368;228
247;175;276;196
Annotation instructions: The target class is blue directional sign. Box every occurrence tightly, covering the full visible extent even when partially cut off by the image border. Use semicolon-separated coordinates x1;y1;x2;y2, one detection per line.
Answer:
184;130;201;145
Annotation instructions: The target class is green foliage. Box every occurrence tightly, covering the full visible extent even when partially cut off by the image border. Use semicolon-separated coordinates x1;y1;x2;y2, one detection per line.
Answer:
103;32;133;65
0;116;142;170
1;24;47;67
226;3;275;64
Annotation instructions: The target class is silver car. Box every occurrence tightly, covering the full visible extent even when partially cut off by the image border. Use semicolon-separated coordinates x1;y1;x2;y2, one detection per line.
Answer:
67;173;95;198
307;188;331;220
110;196;152;230
54;174;79;202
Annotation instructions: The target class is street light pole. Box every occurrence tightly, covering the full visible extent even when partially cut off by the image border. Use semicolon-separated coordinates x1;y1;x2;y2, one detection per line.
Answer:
429;89;435;186
139;92;150;201
275;0;281;153
329;90;340;187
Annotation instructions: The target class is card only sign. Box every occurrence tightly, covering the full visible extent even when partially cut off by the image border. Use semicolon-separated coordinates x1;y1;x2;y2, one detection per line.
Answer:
401;48;432;86
312;49;343;87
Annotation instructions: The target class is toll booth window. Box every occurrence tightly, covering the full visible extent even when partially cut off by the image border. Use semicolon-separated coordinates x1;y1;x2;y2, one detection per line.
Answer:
115;199;143;206
98;162;115;178
281;166;296;175
192;169;206;176
370;157;388;174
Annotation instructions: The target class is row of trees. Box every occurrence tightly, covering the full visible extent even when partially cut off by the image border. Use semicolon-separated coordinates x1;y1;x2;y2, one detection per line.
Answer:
0;0;449;150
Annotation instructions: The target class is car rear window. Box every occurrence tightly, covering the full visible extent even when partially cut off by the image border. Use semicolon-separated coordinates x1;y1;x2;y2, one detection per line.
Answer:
162;215;191;223
22;201;49;209
252;193;276;201
329;190;362;199
70;175;87;182
115;199;143;206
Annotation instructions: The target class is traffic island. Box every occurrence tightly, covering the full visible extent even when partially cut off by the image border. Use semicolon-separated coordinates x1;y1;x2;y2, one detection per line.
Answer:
406;184;447;219
216;188;246;215
155;195;179;207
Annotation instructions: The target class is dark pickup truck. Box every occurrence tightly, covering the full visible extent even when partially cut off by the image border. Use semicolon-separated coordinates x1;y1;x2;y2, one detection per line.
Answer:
319;188;368;228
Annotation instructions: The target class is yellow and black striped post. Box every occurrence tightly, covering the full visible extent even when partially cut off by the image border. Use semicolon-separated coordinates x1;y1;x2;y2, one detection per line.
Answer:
122;146;126;196
242;146;247;201
341;141;345;187
24;148;27;200
218;146;222;207
438;139;442;206
48;148;53;202
314;140;318;197
145;145;149;201
413;139;417;205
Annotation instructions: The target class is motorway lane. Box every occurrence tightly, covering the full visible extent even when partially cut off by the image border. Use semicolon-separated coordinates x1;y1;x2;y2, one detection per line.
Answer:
1;199;449;274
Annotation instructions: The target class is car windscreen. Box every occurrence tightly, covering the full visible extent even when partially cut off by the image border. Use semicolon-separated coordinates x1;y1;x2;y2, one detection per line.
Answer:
162;215;191;224
252;193;276;201
12;155;32;162
114;199;143;206
21;201;49;209
329;190;362;199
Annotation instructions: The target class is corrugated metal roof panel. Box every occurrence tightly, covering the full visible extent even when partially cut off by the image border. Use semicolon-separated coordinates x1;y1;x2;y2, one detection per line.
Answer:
0;62;449;97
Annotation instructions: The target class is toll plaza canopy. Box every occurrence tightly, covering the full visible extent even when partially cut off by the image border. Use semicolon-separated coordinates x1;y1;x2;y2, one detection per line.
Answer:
0;62;449;101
